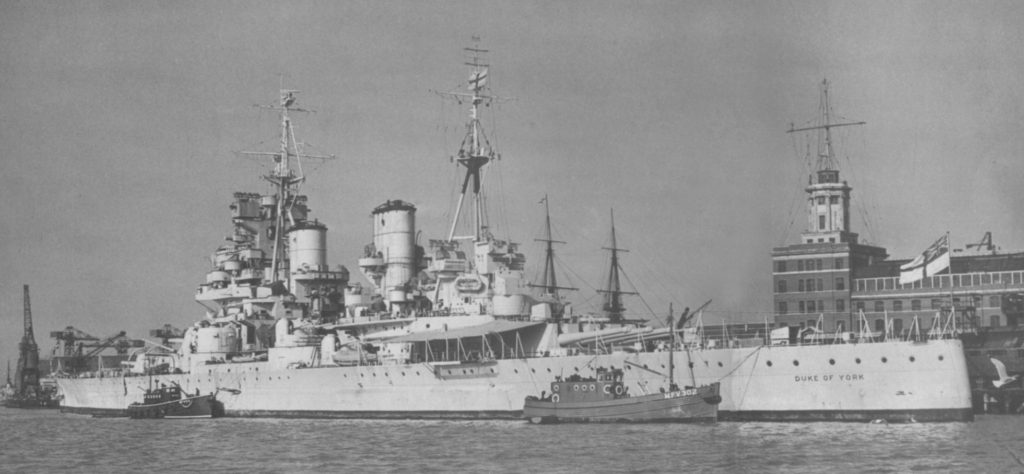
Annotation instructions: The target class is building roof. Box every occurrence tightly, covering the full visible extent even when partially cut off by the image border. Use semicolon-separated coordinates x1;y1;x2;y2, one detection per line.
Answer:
852;251;1024;279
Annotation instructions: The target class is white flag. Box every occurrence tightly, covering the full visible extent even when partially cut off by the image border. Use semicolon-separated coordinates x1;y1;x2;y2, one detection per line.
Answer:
899;235;950;284
468;68;488;91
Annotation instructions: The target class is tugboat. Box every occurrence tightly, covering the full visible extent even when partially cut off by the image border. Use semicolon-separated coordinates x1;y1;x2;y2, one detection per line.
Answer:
523;307;721;424
127;383;219;419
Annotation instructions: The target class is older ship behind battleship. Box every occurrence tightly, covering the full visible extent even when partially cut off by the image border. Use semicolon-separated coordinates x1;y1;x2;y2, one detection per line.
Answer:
55;50;972;422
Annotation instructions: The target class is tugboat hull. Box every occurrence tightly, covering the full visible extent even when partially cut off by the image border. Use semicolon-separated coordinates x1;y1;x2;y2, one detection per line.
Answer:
128;394;218;419
524;382;720;424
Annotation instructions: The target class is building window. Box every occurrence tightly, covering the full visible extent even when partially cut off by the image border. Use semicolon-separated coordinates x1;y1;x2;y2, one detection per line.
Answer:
830;196;839;205
818;300;824;312
835;258;844;270
875;319;885;332
911;299;921;311
797;260;804;271
874;301;884;312
818;215;825;230
835;277;845;291
836;299;845;312
989;295;1000;307
856;301;865;312
893;319;903;334
893;300;903;312
776;260;787;273
931;299;943;310
953;275;960;287
836;320;846;332
807;279;815;292
816;259;823;270
807;319;816;329
982;274;991;285
799;301;805;313
991;315;1001;327
817;197;825;205
798;279;805;292
777;280;787;293
808;301;816;313
857;280;865;291
817;278;824;291
778;302;788;315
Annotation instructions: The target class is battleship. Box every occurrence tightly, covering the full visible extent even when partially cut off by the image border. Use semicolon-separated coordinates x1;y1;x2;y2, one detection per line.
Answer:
56;48;972;422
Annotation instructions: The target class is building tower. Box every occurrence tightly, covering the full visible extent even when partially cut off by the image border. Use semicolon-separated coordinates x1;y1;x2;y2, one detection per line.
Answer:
772;80;887;332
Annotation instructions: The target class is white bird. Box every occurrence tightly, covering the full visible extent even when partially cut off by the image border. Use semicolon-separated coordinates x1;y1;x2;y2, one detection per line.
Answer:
990;357;1020;389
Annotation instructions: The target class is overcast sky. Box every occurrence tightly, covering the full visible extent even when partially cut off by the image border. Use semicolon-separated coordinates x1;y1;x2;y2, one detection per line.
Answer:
2;1;1023;363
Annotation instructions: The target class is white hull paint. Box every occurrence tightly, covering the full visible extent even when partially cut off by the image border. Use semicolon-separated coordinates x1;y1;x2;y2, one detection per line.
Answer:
58;338;973;422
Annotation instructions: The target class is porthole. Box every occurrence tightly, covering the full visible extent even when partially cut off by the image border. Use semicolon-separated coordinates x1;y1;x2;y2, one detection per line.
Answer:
401;372;405;376
855;358;861;364
416;371;421;376
881;357;888;363
793;360;799;366
514;369;519;373
938;355;944;361
829;359;835;365
546;368;551;373
574;367;579;372
490;368;495;373
718;362;723;367
661;364;666;369
688;362;694;368
909;356;915;363
766;361;773;367
531;368;536;373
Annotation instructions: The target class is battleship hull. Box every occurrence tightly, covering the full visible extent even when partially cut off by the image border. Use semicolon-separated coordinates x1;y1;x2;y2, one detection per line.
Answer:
57;338;972;422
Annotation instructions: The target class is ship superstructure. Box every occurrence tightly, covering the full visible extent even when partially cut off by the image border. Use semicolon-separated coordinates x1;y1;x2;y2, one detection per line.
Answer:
55;59;973;422
185;89;349;369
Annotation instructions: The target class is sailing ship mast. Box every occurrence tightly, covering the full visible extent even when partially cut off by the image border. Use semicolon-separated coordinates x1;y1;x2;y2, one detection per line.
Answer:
529;195;578;301
598;209;637;323
238;89;335;288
